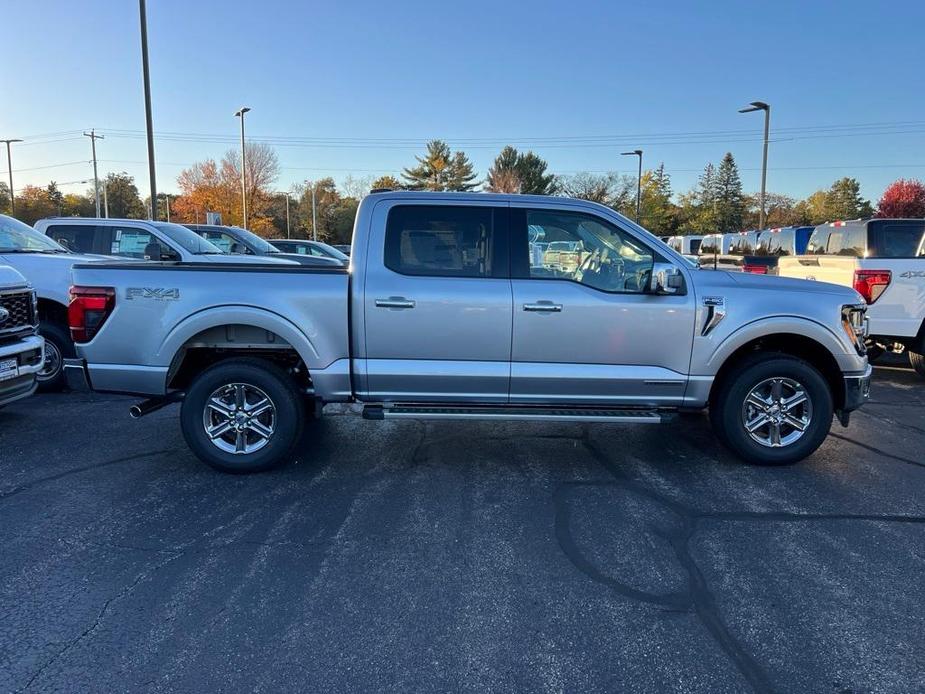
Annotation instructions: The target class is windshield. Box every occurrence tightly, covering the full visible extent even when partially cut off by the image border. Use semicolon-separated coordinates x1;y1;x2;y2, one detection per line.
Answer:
311;242;349;261
152;222;224;254
0;215;68;253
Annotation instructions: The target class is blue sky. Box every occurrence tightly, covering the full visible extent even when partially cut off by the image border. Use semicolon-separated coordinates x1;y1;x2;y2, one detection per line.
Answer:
3;0;924;202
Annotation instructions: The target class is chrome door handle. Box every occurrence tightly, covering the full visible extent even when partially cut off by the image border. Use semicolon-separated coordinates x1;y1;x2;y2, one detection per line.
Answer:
523;302;563;312
375;298;416;309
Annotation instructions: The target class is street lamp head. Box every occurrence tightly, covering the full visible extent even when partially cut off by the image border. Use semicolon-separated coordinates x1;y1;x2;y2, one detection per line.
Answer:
738;101;769;113
234;107;251;117
621;149;643;156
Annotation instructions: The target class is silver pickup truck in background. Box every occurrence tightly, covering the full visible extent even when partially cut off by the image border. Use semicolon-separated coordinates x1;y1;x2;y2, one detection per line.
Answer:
65;192;871;473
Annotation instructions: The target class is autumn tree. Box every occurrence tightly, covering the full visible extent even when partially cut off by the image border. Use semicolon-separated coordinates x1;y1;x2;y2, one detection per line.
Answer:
877;178;925;218
402;140;478;191
0;182;9;214
341;175;373;199
743;192;805;229
293;178;358;244
371;175;402;190
486;146;555;195
556;172;635;209
13;185;58;225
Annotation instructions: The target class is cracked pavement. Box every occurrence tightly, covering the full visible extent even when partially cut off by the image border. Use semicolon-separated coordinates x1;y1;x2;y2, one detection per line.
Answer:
1;360;923;693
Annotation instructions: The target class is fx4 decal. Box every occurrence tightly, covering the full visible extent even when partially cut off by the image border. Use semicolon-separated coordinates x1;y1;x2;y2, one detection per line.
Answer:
126;287;180;301
899;270;925;279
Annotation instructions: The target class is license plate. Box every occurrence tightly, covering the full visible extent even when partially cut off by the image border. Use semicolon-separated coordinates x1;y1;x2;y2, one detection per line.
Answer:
0;358;18;382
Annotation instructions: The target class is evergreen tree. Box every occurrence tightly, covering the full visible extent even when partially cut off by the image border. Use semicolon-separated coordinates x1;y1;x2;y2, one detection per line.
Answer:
402;140;478;191
826;177;873;220
486;146;556;195
686;162;718;233
714;152;745;232
639;163;677;234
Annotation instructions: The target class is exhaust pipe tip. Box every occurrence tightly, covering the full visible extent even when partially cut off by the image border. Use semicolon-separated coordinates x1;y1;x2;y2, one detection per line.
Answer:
129;405;143;419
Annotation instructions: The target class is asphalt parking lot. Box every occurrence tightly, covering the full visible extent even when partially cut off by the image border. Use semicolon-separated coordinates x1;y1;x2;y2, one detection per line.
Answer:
1;361;923;693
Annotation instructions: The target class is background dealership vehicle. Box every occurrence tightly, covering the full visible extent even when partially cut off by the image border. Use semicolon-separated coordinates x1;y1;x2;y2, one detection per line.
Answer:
667;235;704;256
36;218;297;266
698;231;757;271
269;238;350;264
742;226;814;275
187;225;345;266
0;264;44;408
777;219;925;375
66;192;871;473
332;244;352;256
0;214;120;390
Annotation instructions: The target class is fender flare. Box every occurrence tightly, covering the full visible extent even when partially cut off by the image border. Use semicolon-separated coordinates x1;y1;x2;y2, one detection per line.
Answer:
705;315;850;374
156;305;322;370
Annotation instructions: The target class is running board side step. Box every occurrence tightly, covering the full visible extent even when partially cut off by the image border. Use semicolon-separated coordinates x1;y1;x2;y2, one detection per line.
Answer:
362;404;674;424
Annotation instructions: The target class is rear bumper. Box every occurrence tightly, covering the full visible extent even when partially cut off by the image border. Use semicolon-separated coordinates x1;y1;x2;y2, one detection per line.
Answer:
841;364;872;415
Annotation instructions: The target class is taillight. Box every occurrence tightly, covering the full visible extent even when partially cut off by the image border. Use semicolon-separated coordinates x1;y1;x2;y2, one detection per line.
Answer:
743;264;768;274
68;286;115;342
852;270;891;304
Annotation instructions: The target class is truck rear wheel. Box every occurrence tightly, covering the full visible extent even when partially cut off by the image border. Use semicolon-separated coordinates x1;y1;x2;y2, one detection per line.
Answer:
710;353;833;465
180;357;305;473
909;351;925;378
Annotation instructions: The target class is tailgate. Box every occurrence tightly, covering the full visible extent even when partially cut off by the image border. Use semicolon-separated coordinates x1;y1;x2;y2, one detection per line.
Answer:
777;256;857;287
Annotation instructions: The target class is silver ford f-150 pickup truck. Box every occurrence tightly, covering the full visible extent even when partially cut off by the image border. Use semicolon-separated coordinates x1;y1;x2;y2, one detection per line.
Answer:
65;192;872;473
0;264;44;408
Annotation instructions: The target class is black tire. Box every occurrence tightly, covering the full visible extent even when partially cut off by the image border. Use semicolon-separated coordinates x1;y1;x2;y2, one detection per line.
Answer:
909;351;925;379
37;322;74;392
710;353;833;466
180;357;306;474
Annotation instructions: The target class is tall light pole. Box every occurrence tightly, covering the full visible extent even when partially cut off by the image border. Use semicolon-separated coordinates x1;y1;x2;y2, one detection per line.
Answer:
739;101;770;229
621;149;643;223
165;193;171;222
1;138;23;215
234;106;251;229
83;129;104;216
311;183;317;241
139;0;157;220
279;191;291;238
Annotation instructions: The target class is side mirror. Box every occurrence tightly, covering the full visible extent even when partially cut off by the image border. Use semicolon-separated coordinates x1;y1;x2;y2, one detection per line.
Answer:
649;262;684;295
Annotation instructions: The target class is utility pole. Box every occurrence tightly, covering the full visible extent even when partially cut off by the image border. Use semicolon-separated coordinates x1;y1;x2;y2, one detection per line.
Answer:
1;138;23;214
739;101;771;229
83;129;104;217
139;0;157;220
281;192;290;238
103;180;109;217
621;149;643;223
234;107;251;229
165;193;171;222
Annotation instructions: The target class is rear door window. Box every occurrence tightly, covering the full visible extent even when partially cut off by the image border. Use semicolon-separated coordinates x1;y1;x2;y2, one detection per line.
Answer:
869;221;925;258
106;226;160;259
807;228;830;255
46;225;97;254
384;205;505;278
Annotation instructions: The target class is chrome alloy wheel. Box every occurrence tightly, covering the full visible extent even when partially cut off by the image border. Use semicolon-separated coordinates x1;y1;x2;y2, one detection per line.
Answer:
741;377;813;448
202;383;277;455
37;340;62;382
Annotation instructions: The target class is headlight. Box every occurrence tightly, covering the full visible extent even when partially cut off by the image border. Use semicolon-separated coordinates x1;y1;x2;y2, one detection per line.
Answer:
841;304;868;355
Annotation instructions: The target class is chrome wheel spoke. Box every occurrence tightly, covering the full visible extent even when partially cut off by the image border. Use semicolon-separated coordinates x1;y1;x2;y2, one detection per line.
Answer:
782;391;807;411
745;413;769;433
234;384;246;410
746;393;770;411
207;420;233;439
247;419;274;440
208;397;235;418
784;414;808;431
768;421;782;446
235;430;247;453
770;378;783;401
245;398;272;417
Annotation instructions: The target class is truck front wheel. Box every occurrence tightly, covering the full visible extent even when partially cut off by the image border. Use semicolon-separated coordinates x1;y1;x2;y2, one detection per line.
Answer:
180;357;305;473
710;354;833;465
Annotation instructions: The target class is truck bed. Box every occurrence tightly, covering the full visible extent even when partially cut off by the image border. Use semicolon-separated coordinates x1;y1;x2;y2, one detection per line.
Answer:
71;262;350;395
